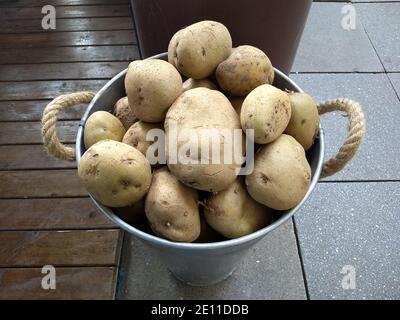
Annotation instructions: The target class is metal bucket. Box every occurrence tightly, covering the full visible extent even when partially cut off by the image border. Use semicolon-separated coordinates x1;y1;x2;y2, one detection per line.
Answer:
76;53;325;286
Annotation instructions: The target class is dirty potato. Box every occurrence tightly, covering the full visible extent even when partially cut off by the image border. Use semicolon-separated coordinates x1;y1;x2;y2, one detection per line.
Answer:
165;88;243;192
168;21;232;79
78;140;152;207
145;167;201;242
216;45;274;96
124;59;182;123
84;111;126;149
122;121;163;157
240;84;291;144
285;92;320;150
204;178;272;238
113;96;138;130
246;134;311;210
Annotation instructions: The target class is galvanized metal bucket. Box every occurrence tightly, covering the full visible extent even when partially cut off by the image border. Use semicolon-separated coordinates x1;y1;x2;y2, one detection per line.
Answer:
76;53;325;286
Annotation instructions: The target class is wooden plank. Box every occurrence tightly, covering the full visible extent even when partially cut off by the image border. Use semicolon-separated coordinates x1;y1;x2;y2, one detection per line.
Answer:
0;229;121;266
0;0;128;7
0;169;87;198
0;145;77;169
0;267;117;300
0;198;115;230
0;30;136;48
0;17;134;33
0;100;84;121
0;5;131;19
0;45;138;64
0;121;79;144
0;62;128;81
0;79;107;100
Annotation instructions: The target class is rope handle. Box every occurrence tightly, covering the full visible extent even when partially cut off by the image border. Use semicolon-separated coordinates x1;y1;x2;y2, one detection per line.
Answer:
317;98;365;178
41;91;95;161
41;93;365;178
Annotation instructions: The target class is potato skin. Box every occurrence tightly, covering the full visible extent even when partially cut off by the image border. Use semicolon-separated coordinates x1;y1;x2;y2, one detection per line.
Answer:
216;45;274;97
168;21;232;79
124;59;182;123
84;111;126;149
78;140;152;208
204;179;272;239
285;92;320;150
241;84;291;144
165;88;243;192
145;167;200;242
122;121;163;156
113;96;137;130
182;78;217;92
246;134;311;210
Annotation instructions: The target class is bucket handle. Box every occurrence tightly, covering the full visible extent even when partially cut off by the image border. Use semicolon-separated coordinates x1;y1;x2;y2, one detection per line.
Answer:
41;93;365;178
41;91;95;161
317;98;365;178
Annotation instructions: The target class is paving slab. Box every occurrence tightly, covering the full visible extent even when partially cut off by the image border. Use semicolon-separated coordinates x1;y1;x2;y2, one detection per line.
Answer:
292;3;383;72
388;73;400;98
356;3;400;72
117;220;307;300
294;182;400;300
290;73;400;181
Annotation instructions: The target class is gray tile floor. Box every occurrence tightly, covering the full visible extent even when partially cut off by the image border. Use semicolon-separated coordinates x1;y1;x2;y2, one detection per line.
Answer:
293;1;400;300
295;182;400;300
117;2;400;300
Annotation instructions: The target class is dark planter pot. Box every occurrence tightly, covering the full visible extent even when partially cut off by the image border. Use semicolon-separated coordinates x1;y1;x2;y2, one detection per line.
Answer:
130;0;312;74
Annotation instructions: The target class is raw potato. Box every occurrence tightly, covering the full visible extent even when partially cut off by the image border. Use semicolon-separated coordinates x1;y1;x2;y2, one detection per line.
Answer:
285;92;320;150
145;167;201;242
204;179;272;239
113;198;145;225
113;96;137;129
165;88;243;192
182;78;217;92
246;134;311;210
78;140;152;208
122;121;163;157
84;111;126;149
168;21;232;79
241;84;291;144
216;45;274;96
124;59;182;123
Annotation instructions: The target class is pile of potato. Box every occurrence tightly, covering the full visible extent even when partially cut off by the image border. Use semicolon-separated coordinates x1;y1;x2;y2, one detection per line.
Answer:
78;21;320;243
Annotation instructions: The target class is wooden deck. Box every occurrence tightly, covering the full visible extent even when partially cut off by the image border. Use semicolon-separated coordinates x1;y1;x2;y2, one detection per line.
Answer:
0;0;139;299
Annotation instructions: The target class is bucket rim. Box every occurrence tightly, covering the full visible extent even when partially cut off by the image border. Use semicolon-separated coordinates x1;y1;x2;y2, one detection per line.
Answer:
76;52;325;250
